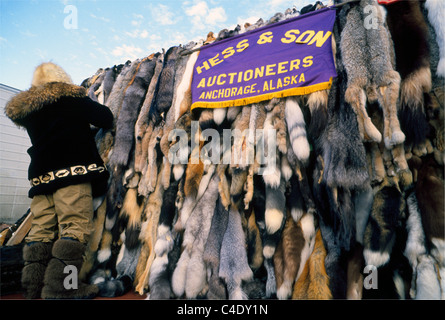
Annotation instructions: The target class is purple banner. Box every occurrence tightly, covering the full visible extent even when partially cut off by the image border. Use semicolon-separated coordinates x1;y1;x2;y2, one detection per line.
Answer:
191;7;337;110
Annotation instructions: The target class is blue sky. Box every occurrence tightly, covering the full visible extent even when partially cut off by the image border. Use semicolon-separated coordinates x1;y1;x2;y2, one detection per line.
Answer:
0;0;316;90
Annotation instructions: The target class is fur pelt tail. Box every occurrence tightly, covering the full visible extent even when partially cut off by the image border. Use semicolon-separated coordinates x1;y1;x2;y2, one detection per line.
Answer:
285;97;310;164
363;178;405;268
219;207;253;300
425;0;445;78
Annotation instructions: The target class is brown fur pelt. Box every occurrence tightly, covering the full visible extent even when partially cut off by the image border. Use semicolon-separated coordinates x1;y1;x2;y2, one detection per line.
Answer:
134;164;165;294
292;229;332;300
386;0;432;150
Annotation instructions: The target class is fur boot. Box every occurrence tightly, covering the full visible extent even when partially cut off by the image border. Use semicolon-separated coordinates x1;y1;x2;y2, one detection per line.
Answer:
41;239;99;299
21;242;53;299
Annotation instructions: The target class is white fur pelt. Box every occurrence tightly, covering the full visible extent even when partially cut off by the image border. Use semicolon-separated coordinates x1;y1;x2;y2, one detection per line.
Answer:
425;0;445;77
406;192;443;300
171;173;219;298
285;97;310;165
219;207;254;300
147;179;180;299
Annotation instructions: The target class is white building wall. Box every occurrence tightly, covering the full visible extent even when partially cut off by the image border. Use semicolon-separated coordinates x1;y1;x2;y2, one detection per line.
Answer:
0;83;31;224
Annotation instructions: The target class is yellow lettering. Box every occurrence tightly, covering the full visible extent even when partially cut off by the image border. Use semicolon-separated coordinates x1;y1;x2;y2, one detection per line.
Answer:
197;78;206;88
237;87;243;95
302;56;313;68
196;61;210;74
222;46;235;59
228;73;237;84
255;66;264;79
257;31;274;45
236;39;249;52
209;53;224;67
299;73;305;82
290;59;300;71
199;92;205;99
212;90;218;99
231;87;237;96
308;31;332;47
266;64;276;76
277;61;288;74
244;69;253;82
296;30;315;44
251;84;257;93
284;77;290;86
281;29;300;44
276;78;283;89
263;81;269;92
205;91;212;99
217;74;226;85
207;76;216;87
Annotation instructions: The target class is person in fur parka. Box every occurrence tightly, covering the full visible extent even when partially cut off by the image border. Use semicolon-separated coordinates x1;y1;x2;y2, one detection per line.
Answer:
5;62;114;299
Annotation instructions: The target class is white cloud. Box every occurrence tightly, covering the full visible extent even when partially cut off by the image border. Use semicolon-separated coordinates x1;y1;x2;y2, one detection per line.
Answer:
206;7;226;25
112;44;143;61
184;0;227;31
90;13;110;23
151;4;176;26
125;29;151;39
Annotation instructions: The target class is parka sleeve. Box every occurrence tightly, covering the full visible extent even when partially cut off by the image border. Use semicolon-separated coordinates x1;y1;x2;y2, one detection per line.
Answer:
80;97;114;129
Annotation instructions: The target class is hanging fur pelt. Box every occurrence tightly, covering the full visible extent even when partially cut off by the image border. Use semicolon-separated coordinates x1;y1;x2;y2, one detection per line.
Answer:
171;173;219;298
134;164;165;294
424;0;445;79
405;192;442;299
148;46;182;128
363;177;405;269
274;209;316;300
285;97;310;165
292;229;332;300
203;196;229;299
147;178;180;299
109;57;155;168
134;53;163;173
219;207;254;300
107;60;140;119
340;0;405;149
385;0;432;153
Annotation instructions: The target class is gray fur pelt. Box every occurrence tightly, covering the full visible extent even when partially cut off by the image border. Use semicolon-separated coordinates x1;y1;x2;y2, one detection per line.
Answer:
134;53;163;173
219;207;253;300
148;46;182;127
203;196;229;299
103;65;122;105
107;60;139;119
171;173;219;298
148;179;180;299
109;58;155;168
341;0;404;149
405;192;442;300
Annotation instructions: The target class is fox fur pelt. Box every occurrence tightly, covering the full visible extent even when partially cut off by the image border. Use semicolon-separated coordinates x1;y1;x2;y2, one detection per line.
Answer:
425;0;445;78
363;177;405;268
340;0;404;149
219;207;254;300
171;173;219;298
148;179;180;299
203;196;229;299
109;57;154;168
385;0;432;152
134;53;163;173
148;46;182;127
292;229;332;299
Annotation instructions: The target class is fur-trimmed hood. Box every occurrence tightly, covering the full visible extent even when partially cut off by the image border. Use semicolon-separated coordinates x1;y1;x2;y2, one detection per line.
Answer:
5;82;86;126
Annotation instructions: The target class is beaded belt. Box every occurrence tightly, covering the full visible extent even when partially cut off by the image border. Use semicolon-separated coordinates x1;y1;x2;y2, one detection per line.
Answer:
30;164;105;187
